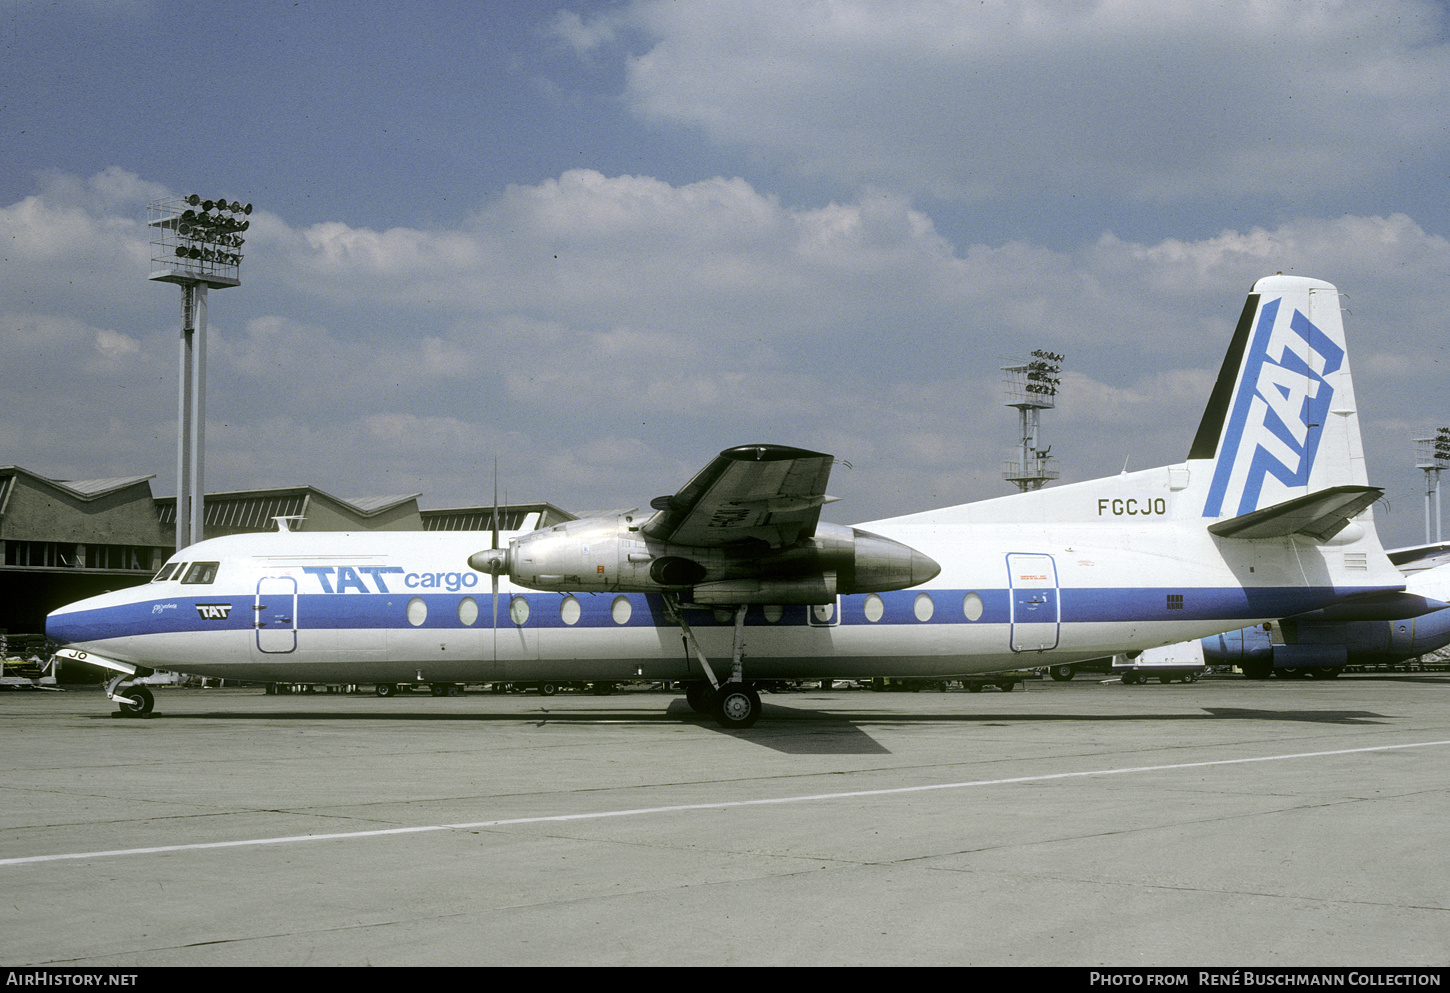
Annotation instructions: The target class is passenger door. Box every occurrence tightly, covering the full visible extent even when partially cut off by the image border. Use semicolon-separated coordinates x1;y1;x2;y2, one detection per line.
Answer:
254;576;298;654
1007;553;1060;652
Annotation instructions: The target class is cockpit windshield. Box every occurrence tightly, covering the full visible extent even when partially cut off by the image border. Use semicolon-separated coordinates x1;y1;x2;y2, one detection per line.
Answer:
180;562;219;585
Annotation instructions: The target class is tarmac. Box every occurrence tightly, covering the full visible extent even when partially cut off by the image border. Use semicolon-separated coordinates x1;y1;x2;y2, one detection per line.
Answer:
2;673;1448;967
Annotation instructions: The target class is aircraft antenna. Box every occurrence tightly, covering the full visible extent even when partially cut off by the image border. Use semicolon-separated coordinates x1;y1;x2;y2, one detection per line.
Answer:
1002;348;1065;492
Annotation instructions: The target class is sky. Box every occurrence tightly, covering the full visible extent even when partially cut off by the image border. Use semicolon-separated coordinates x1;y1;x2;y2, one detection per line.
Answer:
2;0;1449;549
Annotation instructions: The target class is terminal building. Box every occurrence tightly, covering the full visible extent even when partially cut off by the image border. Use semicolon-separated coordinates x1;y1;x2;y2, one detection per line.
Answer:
0;465;571;635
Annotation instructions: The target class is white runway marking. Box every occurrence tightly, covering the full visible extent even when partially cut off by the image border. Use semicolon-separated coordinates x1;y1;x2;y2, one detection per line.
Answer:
5;739;1447;867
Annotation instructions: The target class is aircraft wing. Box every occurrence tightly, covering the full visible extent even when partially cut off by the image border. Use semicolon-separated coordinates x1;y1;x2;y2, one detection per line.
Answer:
1387;541;1450;575
641;445;835;548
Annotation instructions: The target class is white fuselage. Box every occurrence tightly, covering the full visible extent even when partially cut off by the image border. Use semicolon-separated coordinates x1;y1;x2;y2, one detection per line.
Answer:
45;459;1403;685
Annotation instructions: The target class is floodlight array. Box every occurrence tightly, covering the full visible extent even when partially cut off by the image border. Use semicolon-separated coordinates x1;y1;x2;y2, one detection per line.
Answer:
1001;346;1067;491
148;194;252;284
1415;428;1450;470
1024;348;1064;396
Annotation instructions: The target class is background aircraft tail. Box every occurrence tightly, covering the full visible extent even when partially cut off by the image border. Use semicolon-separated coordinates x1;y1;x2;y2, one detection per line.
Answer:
1188;275;1369;521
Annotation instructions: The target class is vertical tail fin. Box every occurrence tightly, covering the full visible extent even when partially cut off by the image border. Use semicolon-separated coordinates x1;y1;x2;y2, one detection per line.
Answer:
1189;275;1367;521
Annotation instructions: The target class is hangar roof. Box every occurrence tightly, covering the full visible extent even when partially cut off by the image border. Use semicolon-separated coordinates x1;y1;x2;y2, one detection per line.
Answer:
155;485;425;534
3;464;574;543
0;466;156;504
421;502;575;531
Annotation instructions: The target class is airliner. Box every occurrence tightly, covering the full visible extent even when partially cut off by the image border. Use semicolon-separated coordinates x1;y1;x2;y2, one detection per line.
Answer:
1199;553;1450;678
48;275;1429;727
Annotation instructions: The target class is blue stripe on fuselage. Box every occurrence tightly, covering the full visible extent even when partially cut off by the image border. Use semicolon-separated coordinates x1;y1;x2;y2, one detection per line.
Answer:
48;585;1396;644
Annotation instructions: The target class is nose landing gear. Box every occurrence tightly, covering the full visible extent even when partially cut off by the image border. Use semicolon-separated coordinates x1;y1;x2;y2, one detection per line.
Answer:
111;682;154;718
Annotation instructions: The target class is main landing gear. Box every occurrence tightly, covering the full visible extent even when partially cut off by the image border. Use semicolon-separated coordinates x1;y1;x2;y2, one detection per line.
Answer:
683;679;762;729
665;594;762;729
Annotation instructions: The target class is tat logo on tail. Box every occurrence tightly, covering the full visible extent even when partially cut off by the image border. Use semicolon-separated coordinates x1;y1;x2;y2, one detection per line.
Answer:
1203;297;1344;518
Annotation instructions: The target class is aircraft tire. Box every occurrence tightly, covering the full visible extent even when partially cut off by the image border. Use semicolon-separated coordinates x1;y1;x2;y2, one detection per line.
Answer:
998;681;1015;692
539;682;557;696
375;683;396;697
713;682;761;729
1049;664;1075;681
118;685;154;717
966;683;982;692
1310;667;1342;679
684;681;716;714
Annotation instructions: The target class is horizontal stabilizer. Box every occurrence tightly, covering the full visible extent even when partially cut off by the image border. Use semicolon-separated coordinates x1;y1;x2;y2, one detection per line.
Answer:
1387;541;1450;568
1207;485;1381;541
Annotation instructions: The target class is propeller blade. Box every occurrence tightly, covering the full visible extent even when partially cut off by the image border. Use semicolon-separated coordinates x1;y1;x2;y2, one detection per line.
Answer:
491;457;499;553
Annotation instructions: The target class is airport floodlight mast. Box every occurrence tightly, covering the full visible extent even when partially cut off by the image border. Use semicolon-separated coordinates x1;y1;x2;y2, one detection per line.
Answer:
1002;349;1065;492
1414;427;1450;544
147;194;252;551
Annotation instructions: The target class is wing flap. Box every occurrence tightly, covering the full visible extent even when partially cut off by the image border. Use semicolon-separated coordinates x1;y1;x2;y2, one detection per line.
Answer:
642;445;834;548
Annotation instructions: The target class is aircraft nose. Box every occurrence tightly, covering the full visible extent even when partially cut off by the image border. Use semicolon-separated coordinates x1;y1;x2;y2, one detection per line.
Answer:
44;592;113;648
45;606;77;646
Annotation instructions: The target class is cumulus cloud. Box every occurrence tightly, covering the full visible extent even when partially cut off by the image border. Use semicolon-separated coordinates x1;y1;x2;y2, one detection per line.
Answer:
1;196;121;262
557;0;1450;207
2;312;142;374
31;166;170;217
92;327;141;363
4;168;1449;545
549;10;622;55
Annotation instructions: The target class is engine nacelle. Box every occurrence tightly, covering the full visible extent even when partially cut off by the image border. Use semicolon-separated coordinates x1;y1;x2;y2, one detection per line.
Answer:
486;515;939;603
691;577;838;606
